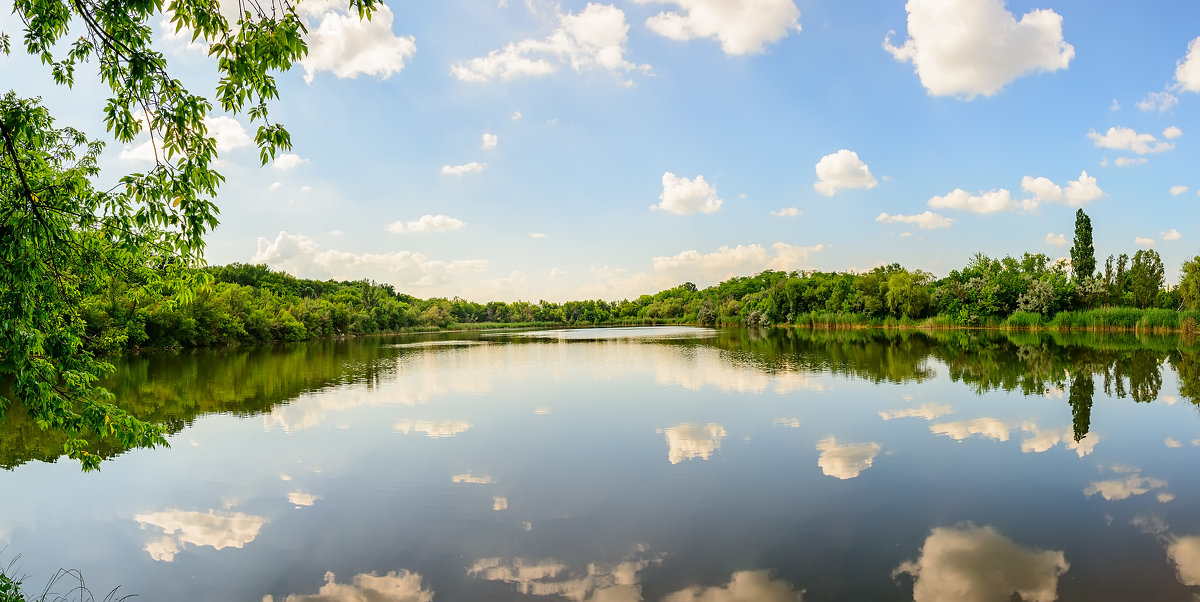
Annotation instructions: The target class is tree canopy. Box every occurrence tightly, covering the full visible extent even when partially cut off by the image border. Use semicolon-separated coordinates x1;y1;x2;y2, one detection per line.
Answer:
1070;208;1095;281
1;0;379;469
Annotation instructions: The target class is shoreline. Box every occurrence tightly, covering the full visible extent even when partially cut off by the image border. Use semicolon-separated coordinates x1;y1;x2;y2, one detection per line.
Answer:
114;312;1199;355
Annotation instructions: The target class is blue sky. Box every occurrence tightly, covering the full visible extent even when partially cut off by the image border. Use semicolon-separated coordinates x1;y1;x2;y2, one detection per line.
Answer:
4;0;1200;301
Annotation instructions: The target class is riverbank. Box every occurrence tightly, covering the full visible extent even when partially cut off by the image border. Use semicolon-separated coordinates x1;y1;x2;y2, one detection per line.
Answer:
110;307;1200;355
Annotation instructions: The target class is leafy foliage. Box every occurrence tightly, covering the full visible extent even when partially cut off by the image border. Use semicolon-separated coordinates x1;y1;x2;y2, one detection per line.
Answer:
1;0;379;469
1182;256;1200;311
1070;208;1095;281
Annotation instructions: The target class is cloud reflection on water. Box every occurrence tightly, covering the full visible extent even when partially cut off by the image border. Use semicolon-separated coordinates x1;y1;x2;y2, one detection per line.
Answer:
288;492;320;507
815;437;881;480
1083;466;1169;501
1019;425;1099;457
930;418;1014;442
894;525;1069;602
134;509;267;562
394;420;472;438
451;472;493;484
659;423;727;464
262;570;433;602
662;570;805;601
262;350;496;432
654;350;824;394
928;418;1099;457
1167;536;1200;586
468;547;662;601
879;403;954;421
259;341;827;433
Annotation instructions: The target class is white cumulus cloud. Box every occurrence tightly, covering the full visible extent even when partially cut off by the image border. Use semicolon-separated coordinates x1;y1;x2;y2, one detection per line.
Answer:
1171;186;1190;196
1135;237;1156;247
652;172;724;215
1021;169;1106;208
273;153;310;171
771;207;801;217
1063;171;1103;205
1021;176;1062;204
883;0;1074;99
1163;229;1182;241
1175;36;1200;93
451;3;647;83
119;114;251;162
580;241;824;300
1044;233;1067;246
299;3;416;84
1114;157;1147;167
813;149;878;196
634;0;801;56
1088;126;1174;155
251;231;489;296
927;188;1017;214
651;242;823;279
386;215;466;234
482;133;498;149
876;211;953;230
1164;126;1184;139
1138;91;1178;112
204;116;252;151
441;161;487;175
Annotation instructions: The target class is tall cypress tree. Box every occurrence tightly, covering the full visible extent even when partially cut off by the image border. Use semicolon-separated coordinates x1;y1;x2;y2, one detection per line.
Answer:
1071;209;1096;281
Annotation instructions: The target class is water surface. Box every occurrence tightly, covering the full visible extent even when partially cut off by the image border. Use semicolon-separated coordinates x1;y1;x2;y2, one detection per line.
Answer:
1;327;1199;601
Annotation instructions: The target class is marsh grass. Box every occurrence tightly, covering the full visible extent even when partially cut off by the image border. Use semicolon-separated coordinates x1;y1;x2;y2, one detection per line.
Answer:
1005;312;1044;328
0;555;131;602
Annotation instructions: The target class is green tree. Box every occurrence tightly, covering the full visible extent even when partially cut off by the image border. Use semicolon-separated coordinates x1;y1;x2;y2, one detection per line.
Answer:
1129;249;1165;308
1181;255;1200;311
1;0;380;469
885;270;931;318
1070;209;1095;281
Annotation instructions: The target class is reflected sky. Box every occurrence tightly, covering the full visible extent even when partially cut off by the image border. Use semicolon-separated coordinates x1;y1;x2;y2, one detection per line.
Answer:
1084;466;1171;502
469;545;663;601
661;571;805;602
499;326;717;341
659;423;727;464
815;436;881;480
134;509;267;562
894;525;1069;602
263;570;434;602
1;328;1199;600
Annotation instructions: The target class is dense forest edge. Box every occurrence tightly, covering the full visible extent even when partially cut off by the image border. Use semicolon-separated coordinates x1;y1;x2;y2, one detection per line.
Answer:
84;247;1200;353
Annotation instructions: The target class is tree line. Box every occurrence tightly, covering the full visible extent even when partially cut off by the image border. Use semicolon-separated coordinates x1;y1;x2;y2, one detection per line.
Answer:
73;211;1200;352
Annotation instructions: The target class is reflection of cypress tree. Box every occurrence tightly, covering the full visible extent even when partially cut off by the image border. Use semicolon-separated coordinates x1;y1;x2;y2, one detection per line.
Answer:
1069;371;1095;442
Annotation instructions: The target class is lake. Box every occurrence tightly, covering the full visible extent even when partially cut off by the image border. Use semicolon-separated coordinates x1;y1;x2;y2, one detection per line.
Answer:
1;327;1199;601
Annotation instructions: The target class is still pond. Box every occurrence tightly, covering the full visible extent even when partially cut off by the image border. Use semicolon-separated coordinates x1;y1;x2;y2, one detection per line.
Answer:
2;326;1200;601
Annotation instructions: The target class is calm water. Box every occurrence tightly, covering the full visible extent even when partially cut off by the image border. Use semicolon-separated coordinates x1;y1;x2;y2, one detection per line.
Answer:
2;327;1200;601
